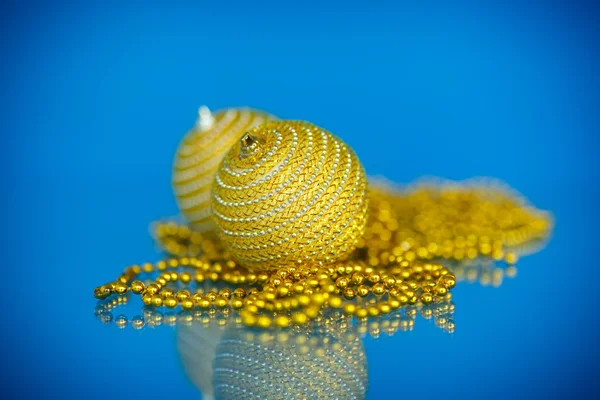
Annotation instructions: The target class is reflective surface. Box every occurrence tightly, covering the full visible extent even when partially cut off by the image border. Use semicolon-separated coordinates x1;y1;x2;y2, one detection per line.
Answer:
95;290;455;399
74;209;597;399
85;239;570;399
180;314;368;399
5;1;599;399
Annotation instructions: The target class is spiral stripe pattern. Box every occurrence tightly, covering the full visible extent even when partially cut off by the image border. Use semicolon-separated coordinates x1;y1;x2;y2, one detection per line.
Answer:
173;108;276;231
212;328;368;400
212;120;369;270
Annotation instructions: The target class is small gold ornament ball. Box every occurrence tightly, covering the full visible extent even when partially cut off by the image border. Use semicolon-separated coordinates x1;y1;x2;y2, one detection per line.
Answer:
173;106;276;232
211;120;369;270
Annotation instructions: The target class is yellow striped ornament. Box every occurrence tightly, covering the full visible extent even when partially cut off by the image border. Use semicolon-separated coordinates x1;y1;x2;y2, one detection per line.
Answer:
172;106;276;232
211;120;369;270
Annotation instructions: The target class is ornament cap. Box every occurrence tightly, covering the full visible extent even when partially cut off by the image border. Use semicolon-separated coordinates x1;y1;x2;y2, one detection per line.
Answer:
239;132;260;159
196;106;215;131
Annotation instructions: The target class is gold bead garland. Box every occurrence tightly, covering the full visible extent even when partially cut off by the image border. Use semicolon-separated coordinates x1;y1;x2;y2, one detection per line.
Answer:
358;178;552;268
211;120;369;270
94;176;551;330
93;242;456;330
152;220;229;257
173;107;277;232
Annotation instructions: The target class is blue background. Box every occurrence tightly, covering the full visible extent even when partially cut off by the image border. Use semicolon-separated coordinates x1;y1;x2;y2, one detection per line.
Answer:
1;0;599;398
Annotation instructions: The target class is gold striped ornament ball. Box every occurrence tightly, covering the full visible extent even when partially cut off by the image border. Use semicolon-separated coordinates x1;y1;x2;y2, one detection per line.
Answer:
172;106;276;232
211;120;369;270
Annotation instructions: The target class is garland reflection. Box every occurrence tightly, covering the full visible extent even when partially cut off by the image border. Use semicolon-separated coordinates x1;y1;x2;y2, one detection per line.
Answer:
94;294;455;399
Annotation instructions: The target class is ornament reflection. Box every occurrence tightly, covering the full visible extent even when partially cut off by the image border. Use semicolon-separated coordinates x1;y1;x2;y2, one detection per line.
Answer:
179;318;367;399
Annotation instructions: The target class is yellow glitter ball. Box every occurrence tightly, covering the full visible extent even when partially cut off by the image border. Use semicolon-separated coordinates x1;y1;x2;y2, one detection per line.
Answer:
211;120;369;270
173;106;277;232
